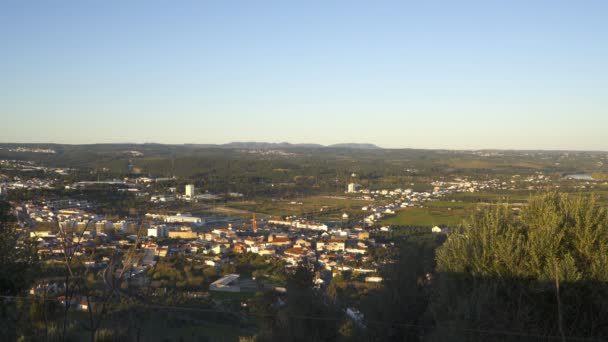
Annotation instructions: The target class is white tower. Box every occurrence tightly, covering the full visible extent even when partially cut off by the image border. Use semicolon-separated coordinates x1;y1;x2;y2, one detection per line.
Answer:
185;184;195;198
347;183;357;193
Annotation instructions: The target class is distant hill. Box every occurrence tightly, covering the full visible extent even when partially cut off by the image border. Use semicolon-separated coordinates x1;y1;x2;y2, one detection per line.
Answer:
0;141;379;151
327;143;381;149
219;142;381;149
220;142;324;149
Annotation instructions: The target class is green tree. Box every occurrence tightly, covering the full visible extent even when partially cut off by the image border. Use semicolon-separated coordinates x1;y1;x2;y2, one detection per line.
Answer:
432;193;608;341
0;200;39;339
255;261;343;341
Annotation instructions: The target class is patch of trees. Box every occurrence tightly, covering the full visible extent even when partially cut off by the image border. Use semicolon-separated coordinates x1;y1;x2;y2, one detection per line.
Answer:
148;256;207;290
251;262;348;342
431;193;608;340
0;201;39;340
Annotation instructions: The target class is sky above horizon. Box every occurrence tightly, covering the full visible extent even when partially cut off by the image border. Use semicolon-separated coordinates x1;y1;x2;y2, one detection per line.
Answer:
1;1;607;150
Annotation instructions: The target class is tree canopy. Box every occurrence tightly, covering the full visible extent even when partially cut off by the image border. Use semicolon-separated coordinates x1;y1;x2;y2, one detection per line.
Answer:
432;193;608;340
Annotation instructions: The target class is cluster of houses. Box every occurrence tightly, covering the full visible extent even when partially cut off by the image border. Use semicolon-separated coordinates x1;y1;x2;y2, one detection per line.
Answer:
142;219;378;276
14;195;382;285
350;177;531;224
1;158;70;176
1;175;57;192
353;177;511;202
3;146;56;154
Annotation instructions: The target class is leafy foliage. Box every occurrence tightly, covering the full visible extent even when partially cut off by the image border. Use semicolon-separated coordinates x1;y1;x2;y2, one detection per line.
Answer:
433;193;608;340
0;200;39;339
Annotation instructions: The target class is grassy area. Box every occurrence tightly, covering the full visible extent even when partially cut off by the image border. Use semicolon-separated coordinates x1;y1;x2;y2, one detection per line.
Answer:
381;205;475;227
228;195;374;218
382;189;608;227
424;200;478;209
446;191;532;203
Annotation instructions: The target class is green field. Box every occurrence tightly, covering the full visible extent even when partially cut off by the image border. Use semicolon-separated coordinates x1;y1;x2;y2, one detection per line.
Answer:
228;195;375;218
446;191;533;203
381;202;477;227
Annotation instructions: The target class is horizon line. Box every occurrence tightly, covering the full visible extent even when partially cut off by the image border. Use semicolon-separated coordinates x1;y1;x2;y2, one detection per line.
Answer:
1;141;607;153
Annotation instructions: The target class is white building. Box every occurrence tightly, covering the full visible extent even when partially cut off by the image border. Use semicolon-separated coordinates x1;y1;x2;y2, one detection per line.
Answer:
365;276;383;283
147;226;168;238
150;195;176;203
209;274;241;292
294;221;328;231
164;213;203;224
185;184;195;198
347;183;358;193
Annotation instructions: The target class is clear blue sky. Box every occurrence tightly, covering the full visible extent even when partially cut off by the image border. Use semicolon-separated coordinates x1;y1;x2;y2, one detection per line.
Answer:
1;0;607;150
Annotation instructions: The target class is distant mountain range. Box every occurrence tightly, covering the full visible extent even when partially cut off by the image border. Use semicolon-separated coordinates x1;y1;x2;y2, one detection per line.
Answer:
327;143;381;150
1;141;385;150
186;142;383;150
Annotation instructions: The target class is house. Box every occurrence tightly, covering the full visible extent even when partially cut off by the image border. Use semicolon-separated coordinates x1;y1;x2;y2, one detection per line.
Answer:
211;244;228;255
316;241;326;251
233;242;247;254
148;226;167;238
204;256;227;268
168;227;198;239
157;246;168;257
357;231;370;240
244;237;260;245
328;238;346;251
212;227;237;238
257;248;276;256
295;238;311;248
269;236;292;247
284;247;314;265
345;245;367;255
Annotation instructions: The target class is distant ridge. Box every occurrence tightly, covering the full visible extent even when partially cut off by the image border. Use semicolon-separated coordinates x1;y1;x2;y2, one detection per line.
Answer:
0;141;383;150
219;142;381;149
327;143;381;149
221;142;324;149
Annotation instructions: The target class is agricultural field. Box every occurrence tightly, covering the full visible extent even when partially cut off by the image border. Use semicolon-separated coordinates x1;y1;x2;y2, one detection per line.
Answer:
445;190;533;204
227;195;375;218
381;201;479;227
